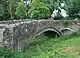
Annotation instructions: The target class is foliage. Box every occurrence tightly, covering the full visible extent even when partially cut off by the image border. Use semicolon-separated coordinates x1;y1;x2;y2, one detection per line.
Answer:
66;0;80;19
0;48;31;58
0;0;10;20
15;1;27;19
0;4;4;20
0;0;21;20
42;0;55;12
26;33;80;58
28;0;51;19
7;0;21;19
0;0;80;20
69;0;80;5
50;0;80;19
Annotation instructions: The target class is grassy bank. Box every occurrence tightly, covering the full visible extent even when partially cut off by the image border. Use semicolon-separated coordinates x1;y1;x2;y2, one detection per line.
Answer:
0;33;80;58
26;34;80;58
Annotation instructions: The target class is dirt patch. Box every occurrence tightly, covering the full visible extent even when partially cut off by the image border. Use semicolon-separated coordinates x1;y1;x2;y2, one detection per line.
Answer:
74;50;80;55
64;47;72;52
64;47;80;55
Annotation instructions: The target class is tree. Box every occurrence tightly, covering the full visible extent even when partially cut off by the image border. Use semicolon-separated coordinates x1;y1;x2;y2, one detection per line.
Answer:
52;0;80;19
64;0;80;19
42;0;55;11
8;0;21;19
28;0;51;19
15;1;27;19
0;0;10;20
0;0;21;20
0;4;4;19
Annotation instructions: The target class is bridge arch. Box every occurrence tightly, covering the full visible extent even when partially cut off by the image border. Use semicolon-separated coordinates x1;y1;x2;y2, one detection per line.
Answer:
18;28;62;51
60;28;75;35
31;28;62;40
19;28;62;51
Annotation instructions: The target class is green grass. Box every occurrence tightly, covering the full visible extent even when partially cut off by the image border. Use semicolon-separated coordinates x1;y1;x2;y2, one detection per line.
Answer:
26;34;80;58
0;48;31;58
0;33;80;58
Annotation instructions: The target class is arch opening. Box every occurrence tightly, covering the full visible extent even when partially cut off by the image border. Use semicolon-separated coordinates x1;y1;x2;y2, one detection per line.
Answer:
34;29;61;39
61;28;75;35
43;30;60;38
31;28;61;41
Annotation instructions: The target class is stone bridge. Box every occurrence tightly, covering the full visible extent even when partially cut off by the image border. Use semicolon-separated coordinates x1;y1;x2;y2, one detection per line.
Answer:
0;19;80;51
